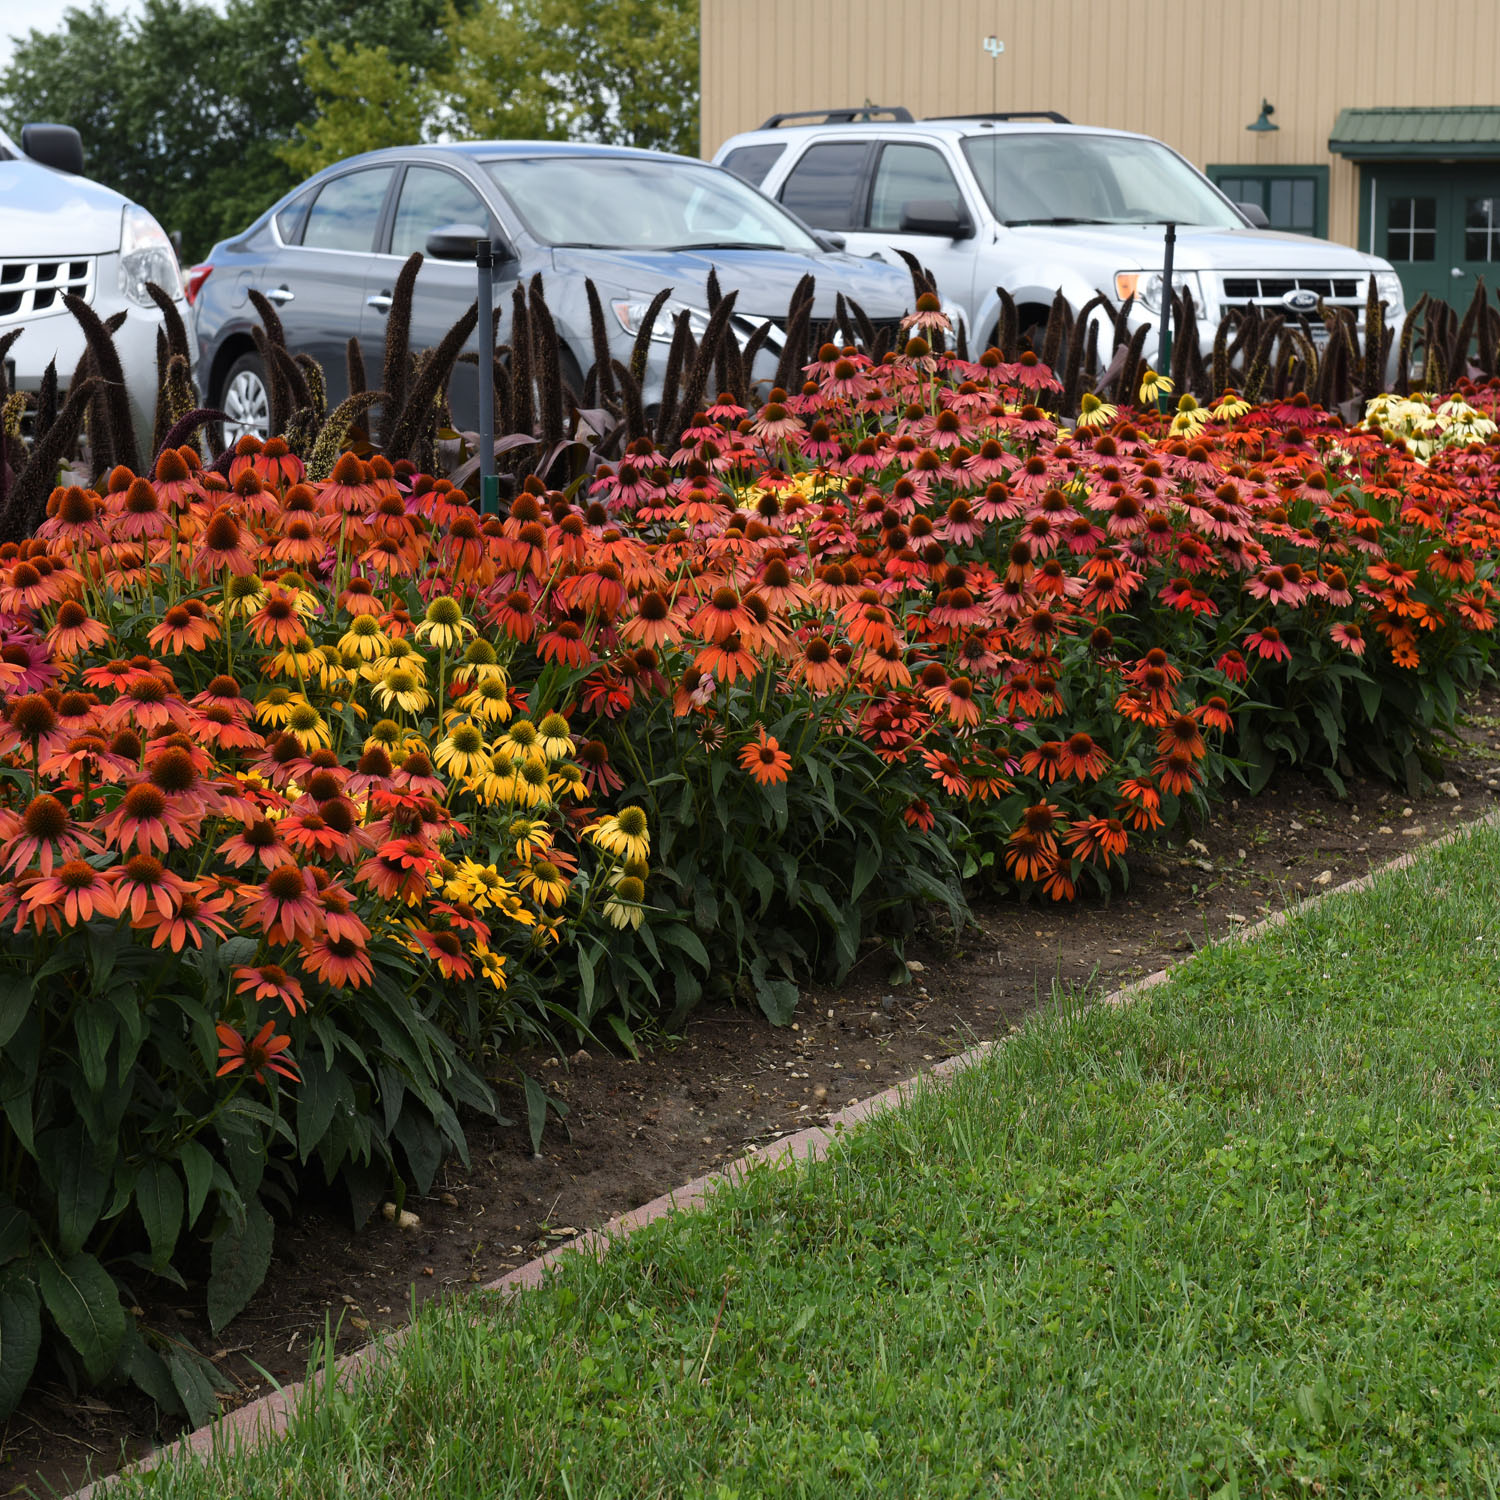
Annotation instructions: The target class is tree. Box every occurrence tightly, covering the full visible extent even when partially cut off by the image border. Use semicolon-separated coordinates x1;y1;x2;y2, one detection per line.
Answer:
277;41;434;177
438;0;699;157
0;0;472;261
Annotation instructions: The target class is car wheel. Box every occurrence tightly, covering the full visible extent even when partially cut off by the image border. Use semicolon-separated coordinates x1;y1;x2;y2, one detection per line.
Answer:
220;353;271;444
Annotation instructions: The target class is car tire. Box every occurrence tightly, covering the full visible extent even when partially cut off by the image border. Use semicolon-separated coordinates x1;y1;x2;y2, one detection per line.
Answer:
219;352;272;445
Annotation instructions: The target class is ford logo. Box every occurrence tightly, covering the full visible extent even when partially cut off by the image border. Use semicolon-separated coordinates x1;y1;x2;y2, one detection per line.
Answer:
1283;288;1319;313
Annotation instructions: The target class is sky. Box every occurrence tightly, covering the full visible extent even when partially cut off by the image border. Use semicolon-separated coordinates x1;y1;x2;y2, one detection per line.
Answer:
0;0;133;71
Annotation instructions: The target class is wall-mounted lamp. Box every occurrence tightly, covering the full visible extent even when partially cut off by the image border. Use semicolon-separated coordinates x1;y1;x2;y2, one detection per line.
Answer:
1246;99;1278;133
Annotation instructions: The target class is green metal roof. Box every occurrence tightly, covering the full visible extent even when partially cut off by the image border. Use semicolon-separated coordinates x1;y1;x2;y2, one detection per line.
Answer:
1329;106;1500;160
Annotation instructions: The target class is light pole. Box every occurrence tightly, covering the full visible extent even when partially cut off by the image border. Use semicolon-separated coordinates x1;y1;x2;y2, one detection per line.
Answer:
475;237;500;515
1157;221;1176;416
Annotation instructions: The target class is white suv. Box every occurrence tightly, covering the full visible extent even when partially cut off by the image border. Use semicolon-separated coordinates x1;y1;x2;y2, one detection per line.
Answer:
0;122;192;458
714;109;1404;363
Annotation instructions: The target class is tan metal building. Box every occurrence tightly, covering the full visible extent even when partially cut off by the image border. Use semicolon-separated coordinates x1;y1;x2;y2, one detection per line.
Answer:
700;0;1500;308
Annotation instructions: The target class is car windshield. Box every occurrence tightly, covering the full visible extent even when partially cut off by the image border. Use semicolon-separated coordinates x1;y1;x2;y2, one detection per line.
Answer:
962;132;1243;229
482;155;821;253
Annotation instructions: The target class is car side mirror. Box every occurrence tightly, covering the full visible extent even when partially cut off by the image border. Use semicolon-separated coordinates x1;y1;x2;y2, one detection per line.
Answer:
814;231;847;252
20;123;84;176
899;199;974;239
1236;201;1271;230
425;223;516;262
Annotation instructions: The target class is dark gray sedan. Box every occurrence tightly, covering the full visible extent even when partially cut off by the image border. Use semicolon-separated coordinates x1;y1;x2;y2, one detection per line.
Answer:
188;141;919;442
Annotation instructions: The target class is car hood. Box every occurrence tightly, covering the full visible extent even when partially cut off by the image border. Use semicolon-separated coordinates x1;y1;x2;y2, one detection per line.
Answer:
0;160;127;256
1007;222;1387;272
549;245;913;318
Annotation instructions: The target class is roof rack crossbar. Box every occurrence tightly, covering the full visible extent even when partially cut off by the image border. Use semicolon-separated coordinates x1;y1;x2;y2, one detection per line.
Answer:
758;105;915;129
927;110;1071;124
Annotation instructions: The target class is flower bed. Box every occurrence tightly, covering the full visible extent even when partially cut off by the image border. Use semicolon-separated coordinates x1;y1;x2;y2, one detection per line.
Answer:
1;332;1498;1415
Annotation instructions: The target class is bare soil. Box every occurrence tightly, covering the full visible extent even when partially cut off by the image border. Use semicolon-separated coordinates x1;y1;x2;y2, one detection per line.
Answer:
10;693;1500;1497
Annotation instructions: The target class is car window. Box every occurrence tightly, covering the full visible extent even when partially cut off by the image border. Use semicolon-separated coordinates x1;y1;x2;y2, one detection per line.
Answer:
720;144;786;189
482;155;820;253
301;168;395;253
390;167;491;258
868;144;964;231
777;142;870;230
274;189;315;246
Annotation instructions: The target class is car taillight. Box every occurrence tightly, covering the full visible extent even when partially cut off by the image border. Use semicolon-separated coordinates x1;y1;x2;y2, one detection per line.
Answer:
184;264;213;306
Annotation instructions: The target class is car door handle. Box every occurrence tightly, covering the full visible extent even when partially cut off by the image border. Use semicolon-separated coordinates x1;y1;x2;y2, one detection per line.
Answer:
366;292;393;312
263;285;295;304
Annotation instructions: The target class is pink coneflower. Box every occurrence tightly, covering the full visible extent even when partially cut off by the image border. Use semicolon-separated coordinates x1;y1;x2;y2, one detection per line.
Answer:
1330;621;1367;656
46;599;111;659
217;816;290;870
111;477;171;541
193;507;254;577
22;857;120;928
1244;626;1293;663
750;400;804;445
114;853;189;921
0;794;97;875
101;781;197;854
301;933;375;989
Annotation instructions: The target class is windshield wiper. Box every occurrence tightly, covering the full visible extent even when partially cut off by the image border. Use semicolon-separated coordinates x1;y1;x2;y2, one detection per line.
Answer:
1004;216;1115;227
662;241;784;252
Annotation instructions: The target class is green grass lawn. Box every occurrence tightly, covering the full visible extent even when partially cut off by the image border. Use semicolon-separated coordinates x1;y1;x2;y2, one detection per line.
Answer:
115;825;1500;1498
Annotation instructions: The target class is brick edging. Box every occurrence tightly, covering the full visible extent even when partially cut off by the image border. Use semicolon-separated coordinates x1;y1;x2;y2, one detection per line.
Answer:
71;807;1500;1495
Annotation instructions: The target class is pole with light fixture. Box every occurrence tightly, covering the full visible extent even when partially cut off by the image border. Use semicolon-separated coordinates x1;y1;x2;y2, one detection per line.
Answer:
1247;100;1278;133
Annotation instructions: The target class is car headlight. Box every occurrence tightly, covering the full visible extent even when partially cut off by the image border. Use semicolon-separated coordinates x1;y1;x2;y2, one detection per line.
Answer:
118;204;183;308
1114;270;1203;316
612;297;710;344
1373;271;1405;313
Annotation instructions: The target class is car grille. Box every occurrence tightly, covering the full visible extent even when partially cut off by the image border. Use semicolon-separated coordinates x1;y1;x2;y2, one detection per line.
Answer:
0;258;95;323
1220;274;1367;306
735;312;906;357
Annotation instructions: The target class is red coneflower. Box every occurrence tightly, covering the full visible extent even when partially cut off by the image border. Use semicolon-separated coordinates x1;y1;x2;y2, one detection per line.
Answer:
215;1020;299;1084
1244;627;1292;663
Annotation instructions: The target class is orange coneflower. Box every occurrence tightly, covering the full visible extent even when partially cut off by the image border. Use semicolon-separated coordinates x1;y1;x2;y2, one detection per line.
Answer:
133;877;235;952
46;599;111;659
1018;740;1067;782
695;632;758;685
21;857;120;928
411;925;474;981
1055;731;1110;781
247;586;316;648
1154;748;1201;797
147;601;221;655
215;1020;299;1085
217;816;290;870
357;839;438;904
1003;828;1055;883
114;853;188;921
791;635;846;694
0;558;66;612
301;932;375;989
1156;713;1207;762
920;748;970;798
242;862;322;943
1062;816;1130;868
738;727;791;787
193;507;255;577
233;963;307;1016
0;794;97;876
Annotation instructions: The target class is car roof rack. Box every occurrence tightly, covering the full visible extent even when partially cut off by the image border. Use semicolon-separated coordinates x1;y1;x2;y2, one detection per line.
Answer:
928;110;1071;124
758;106;915;128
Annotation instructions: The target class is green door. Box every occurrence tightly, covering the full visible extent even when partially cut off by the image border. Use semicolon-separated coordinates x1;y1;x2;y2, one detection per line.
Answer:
1370;164;1500;310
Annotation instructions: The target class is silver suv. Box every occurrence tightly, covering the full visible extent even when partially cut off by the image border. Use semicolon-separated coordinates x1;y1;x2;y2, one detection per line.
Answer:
715;108;1405;361
0;121;191;455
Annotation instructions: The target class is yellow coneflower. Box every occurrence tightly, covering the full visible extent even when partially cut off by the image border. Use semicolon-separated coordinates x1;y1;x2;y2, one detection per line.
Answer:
363;636;427;683
500;718;542;761
414;594;475;653
1169;393;1209;436
254;686;301;727
456;674;514;725
284;700;331;752
536;711;575;762
1073;391;1118;429
511;755;553;809
519;857;570;907
1138;367;1173;404
373;664;430;715
313;644;354;692
506;817;553;862
473;944;508;990
1211;388;1252;422
364;718;405;753
548;762;587;800
450;638;507;685
588;805;650;863
445;858;517;911
338;613;391;661
222;572;268;618
265;635;323;681
610;855;650;888
432;720;491;779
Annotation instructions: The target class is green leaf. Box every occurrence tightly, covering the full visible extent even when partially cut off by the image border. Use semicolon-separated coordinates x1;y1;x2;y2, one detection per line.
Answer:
207;1199;273;1334
0;1199;30;1265
0;972;33;1051
850;842;880;904
167;1347;221;1428
750;959;799;1026
0;1273;41;1417
135;1161;184;1273
124;1333;182;1417
74;1004;118;1096
606;1014;641;1061
179;1140;215;1227
522;1072;548;1155
37;1252;125;1383
44;1123;110;1258
659;923;710;970
295;1055;340;1164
